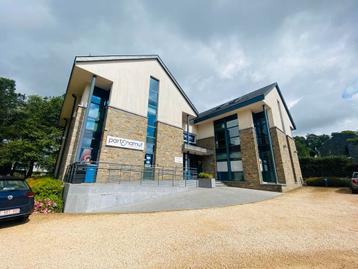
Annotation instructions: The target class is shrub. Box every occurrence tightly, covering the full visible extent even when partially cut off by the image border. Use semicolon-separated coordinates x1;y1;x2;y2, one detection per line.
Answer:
300;156;358;178
27;176;64;213
305;177;351;187
198;172;213;179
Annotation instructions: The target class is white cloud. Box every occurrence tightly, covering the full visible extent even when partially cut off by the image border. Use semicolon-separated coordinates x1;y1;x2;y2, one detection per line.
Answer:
0;0;357;135
287;97;303;109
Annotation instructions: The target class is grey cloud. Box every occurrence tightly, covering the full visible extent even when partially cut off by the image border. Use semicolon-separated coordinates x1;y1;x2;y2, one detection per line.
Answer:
0;0;357;135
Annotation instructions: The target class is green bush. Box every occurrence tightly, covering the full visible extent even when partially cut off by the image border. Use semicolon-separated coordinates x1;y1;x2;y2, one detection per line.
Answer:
305;177;351;187
27;176;64;212
198;172;213;179
300;156;358;178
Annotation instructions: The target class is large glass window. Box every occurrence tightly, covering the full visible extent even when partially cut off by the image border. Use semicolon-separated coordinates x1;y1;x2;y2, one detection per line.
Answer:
253;112;276;183
78;87;109;163
214;114;243;181
144;77;159;168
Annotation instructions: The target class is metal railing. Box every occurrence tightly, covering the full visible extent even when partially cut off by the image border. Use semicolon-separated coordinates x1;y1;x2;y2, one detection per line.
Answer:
64;162;198;187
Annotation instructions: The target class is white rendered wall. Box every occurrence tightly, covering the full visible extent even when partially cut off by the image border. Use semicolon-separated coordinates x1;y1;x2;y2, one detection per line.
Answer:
264;88;293;137
196;121;214;139
76;59;197;129
237;110;254;130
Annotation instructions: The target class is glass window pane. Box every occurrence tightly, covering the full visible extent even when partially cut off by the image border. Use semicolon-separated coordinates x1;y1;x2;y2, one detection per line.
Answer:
148;105;157;115
228;127;239;138
91;95;101;105
230;161;243;171
147;126;156;138
216;161;228;172
229;136;240;146
226;118;238;128
86;119;98;131
148;113;157;127
216;152;227;161
146;143;154;154
229;151;241;160
215;139;226;149
0;180;29;191
146;136;155;145
88;103;100;119
231;172;244;181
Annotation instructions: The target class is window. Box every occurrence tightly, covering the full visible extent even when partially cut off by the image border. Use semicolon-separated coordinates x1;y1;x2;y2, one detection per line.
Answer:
78;87;109;163
253;111;276;183
144;77;159;168
183;131;196;144
214;114;243;181
0;180;29;192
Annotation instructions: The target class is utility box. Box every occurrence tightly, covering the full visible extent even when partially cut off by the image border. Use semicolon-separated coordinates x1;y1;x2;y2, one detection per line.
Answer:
84;164;97;183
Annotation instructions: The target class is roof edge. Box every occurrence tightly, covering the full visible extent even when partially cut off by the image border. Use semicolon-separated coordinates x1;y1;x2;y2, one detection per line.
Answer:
269;84;297;130
73;54;199;115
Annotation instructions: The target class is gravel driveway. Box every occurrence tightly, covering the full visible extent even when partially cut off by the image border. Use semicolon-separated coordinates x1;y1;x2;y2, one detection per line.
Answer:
1;187;357;268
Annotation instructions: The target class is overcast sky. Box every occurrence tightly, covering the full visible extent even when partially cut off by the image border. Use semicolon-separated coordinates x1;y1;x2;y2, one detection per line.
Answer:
1;0;357;136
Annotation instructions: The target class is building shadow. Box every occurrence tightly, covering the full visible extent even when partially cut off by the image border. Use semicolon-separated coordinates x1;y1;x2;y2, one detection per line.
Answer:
0;217;29;229
335;188;353;194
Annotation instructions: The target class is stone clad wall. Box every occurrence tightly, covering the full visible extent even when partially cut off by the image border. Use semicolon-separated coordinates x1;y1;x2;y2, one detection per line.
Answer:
155;121;183;168
59;106;84;180
270;127;299;190
97;107;147;182
196;137;216;176
287;136;303;185
240;127;262;186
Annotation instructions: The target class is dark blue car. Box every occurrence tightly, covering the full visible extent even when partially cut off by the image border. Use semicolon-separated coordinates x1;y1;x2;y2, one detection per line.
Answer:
0;176;34;222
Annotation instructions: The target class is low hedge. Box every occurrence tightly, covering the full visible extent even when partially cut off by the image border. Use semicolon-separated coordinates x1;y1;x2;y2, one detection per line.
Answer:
305;177;351;187
300;156;358;178
27;176;64;213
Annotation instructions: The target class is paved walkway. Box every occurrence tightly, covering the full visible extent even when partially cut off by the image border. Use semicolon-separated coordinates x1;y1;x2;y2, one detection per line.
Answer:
99;187;281;213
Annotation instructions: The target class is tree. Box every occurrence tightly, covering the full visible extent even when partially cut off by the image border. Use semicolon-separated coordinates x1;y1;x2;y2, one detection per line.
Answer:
0;78;25;142
294;136;310;158
305;134;330;156
0;77;64;177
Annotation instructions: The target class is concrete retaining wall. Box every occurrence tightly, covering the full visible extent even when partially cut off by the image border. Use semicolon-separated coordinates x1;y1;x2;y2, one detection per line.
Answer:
63;181;197;213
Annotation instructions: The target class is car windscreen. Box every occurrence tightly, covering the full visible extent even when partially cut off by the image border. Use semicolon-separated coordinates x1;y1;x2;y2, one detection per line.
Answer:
0;180;29;192
353;172;358;178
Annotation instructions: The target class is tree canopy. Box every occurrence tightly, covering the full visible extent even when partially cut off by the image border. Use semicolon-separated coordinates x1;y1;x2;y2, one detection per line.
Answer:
0;77;63;177
294;131;358;159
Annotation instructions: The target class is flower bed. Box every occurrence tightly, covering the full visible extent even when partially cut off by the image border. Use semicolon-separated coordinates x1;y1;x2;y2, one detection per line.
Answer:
27;176;64;213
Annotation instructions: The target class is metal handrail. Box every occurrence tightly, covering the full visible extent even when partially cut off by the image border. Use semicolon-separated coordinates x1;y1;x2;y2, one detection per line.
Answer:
64;161;198;186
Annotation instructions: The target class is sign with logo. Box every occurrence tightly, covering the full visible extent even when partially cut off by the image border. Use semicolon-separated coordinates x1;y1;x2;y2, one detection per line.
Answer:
106;135;144;151
174;156;183;164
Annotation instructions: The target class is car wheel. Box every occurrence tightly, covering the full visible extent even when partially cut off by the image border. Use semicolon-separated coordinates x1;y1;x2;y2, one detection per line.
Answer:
352;189;358;194
21;215;29;222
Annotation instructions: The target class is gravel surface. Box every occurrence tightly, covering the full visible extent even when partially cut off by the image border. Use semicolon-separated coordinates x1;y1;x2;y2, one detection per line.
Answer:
0;187;357;268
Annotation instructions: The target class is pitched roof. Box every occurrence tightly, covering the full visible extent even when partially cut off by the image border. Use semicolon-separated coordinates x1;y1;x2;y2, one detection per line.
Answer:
75;54;199;115
194;82;296;130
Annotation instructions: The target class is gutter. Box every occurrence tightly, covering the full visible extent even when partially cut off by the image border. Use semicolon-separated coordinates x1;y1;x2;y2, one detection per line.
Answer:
55;94;77;179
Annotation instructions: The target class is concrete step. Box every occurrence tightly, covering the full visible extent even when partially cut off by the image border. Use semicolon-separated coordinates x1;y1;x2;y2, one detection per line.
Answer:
215;181;226;187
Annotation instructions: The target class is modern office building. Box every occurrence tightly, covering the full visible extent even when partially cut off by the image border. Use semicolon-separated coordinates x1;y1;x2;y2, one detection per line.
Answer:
55;55;302;192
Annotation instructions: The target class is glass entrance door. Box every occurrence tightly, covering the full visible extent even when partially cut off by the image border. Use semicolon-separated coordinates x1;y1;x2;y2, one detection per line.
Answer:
214;115;243;181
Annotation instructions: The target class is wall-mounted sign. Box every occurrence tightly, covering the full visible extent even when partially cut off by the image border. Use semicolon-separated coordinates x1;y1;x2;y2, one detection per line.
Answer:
106;135;144;151
175;156;183;164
